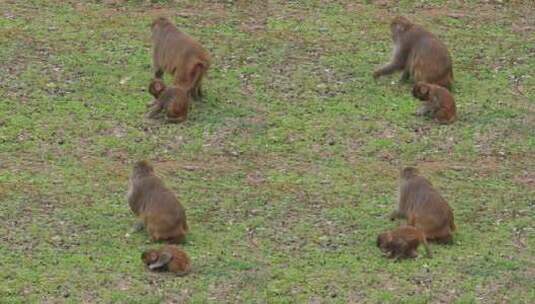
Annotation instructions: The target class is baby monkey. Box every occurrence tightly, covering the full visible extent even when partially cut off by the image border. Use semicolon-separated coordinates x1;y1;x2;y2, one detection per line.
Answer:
146;79;190;123
412;82;456;124
142;245;191;275
377;225;432;260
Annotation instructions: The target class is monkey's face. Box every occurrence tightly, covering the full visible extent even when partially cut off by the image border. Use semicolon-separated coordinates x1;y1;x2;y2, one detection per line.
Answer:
141;251;159;265
151;17;168;30
133;160;154;177
412;83;430;100
390;17;411;40
401;167;419;180
377;233;392;252
149;79;166;98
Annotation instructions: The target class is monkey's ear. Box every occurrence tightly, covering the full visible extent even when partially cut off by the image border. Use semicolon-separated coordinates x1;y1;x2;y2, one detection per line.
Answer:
149;252;172;270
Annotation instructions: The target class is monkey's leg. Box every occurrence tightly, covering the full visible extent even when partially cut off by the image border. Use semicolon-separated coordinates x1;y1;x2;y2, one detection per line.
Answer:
422;238;432;258
155;69;164;79
193;84;203;101
400;70;410;82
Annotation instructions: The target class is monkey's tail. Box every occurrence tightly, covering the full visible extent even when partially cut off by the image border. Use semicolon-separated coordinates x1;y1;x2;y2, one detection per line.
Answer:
449;209;456;231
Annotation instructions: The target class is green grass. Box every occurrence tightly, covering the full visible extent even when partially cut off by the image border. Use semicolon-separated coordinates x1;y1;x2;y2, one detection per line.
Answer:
1;0;534;303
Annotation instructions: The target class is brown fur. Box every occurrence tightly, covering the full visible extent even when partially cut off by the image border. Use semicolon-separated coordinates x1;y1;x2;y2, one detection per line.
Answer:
377;225;432;259
142;245;191;275
412;82;456;124
151;17;210;100
146;80;190;123
391;167;456;243
373;16;453;89
127;161;188;243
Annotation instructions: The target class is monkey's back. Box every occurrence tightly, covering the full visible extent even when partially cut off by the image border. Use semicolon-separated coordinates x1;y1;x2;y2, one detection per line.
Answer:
434;87;456;124
402;176;453;227
407;27;453;88
136;176;188;242
152;24;209;75
164;245;191;275
401;175;455;242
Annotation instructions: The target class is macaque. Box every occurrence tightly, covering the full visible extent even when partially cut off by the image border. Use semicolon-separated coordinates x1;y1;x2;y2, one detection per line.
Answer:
146;79;189;123
127;160;188;243
377;225;431;259
412;82;456;124
148;78;166;99
373;16;453;89
391;167;456;243
142;245;191;275
151;17;210;100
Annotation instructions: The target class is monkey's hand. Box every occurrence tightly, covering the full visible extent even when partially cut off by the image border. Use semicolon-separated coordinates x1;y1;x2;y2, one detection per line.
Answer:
146;100;158;108
372;70;381;79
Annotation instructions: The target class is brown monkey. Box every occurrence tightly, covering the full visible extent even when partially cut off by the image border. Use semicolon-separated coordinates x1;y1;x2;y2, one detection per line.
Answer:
127;160;188;243
146;80;190;123
391;167;456;243
151;17;210;100
148;78;166;99
412;82;456;124
142;245;191;275
373;16;453;89
377;225;432;259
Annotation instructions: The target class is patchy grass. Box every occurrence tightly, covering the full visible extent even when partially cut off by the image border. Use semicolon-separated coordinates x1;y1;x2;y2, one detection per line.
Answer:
1;0;534;303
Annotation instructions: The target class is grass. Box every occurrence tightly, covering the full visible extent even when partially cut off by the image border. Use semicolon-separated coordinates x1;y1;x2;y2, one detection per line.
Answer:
0;0;534;303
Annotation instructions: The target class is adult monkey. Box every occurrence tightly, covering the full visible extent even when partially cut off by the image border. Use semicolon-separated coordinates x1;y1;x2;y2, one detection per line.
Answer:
151;17;210;100
391;167;456;244
373;16;453;89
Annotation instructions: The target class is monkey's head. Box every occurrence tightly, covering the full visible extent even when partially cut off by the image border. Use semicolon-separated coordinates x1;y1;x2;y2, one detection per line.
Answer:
149;79;166;98
133;160;154;177
377;232;393;252
141;250;159;265
151;17;171;30
412;82;431;100
401;167;419;180
390;16;413;40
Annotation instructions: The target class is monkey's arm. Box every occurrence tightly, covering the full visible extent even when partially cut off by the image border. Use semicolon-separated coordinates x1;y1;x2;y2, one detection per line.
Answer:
389;210;404;221
130;222;144;233
149;252;172;270
416;101;433;116
146;101;165;119
373;48;406;78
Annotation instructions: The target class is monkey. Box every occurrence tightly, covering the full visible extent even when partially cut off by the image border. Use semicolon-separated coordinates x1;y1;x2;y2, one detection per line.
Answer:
412;82;456;124
373;16;453;89
148;78;166;99
390;167;456;244
151;17;210;100
127;160;188;243
146;80;190;123
377;225;432;260
142;245;191;275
